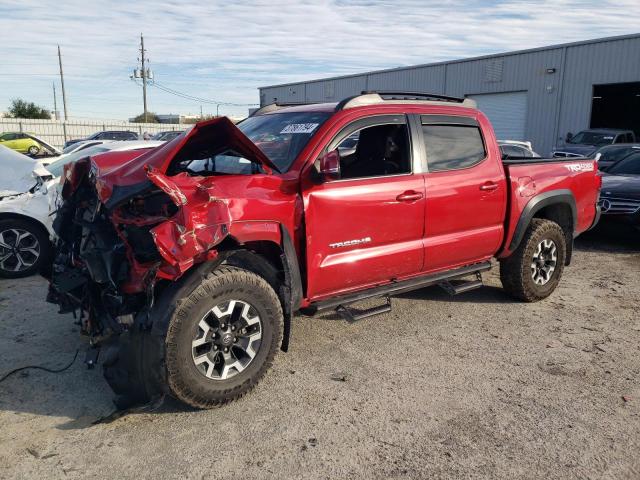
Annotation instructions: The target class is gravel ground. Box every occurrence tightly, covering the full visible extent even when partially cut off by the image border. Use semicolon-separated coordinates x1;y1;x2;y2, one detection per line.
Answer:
0;225;639;479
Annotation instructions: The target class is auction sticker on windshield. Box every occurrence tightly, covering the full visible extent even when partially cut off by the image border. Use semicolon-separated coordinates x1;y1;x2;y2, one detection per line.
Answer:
280;123;319;134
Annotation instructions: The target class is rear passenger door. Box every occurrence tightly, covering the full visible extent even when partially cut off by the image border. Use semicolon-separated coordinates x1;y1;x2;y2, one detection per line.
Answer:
418;115;506;272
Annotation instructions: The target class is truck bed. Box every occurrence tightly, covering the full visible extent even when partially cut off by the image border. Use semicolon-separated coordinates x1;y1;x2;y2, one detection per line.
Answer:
499;156;600;258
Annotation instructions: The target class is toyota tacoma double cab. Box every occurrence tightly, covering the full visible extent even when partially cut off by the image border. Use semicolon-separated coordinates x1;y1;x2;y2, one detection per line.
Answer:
46;91;601;409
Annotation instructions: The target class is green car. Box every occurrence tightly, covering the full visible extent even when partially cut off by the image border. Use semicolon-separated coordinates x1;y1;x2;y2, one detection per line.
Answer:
0;132;42;155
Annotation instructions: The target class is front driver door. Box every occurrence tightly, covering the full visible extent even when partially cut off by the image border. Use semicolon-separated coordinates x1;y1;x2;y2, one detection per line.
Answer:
302;115;425;300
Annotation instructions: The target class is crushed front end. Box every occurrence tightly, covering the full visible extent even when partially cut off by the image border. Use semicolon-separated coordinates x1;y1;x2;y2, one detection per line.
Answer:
46;150;237;406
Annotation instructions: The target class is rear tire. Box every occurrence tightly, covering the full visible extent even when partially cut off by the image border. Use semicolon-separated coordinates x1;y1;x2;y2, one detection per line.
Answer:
0;218;50;278
500;219;566;302
164;266;283;408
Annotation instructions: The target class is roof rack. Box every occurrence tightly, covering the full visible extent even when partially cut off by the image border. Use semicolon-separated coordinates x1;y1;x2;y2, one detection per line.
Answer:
250;102;313;117
336;91;477;110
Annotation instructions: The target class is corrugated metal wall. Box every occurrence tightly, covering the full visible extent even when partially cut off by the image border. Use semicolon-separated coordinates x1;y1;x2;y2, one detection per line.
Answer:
259;34;640;156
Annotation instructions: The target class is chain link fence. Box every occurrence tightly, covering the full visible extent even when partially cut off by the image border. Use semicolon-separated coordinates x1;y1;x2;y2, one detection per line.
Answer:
0;118;184;150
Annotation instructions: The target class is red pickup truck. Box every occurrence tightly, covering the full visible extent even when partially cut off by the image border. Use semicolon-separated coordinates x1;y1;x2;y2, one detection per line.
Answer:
47;92;601;409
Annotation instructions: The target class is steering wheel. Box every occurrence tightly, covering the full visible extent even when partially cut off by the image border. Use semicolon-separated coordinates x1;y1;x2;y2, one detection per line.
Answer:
384;159;401;174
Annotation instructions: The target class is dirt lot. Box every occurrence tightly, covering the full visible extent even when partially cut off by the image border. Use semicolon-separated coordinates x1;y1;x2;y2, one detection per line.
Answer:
0;225;639;479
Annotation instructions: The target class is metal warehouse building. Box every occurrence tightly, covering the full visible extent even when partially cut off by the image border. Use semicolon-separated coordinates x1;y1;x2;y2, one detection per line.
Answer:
259;34;640;156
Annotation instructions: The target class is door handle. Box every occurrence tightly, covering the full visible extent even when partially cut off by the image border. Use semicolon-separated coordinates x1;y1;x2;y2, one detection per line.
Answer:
479;181;499;192
396;191;424;202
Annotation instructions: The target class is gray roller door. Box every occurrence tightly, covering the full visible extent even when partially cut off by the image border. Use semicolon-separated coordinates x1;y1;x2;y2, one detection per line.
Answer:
467;91;528;141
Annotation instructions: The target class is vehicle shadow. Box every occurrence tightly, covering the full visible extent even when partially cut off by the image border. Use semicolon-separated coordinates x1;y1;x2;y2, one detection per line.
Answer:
575;222;640;254
0;276;201;430
396;284;517;304
312;282;517;324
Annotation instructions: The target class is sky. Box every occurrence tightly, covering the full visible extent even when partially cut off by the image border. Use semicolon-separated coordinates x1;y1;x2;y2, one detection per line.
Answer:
1;0;639;120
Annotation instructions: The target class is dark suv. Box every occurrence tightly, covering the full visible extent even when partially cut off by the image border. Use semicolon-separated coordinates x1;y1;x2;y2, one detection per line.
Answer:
64;130;139;149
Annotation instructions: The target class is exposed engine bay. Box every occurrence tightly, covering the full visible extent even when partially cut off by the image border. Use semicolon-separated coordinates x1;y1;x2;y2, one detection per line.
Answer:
44;117;288;406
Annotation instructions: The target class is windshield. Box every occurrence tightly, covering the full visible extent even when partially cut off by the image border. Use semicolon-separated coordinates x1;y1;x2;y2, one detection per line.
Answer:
46;145;110;177
597;146;640;163
608;152;640;175
183;111;331;175
569;131;615;146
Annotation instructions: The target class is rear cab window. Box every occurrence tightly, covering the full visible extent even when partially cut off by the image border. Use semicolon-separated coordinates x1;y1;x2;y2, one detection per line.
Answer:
420;115;486;172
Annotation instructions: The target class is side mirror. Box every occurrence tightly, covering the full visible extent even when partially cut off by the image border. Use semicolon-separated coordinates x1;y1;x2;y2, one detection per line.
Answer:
565;132;573;142
319;149;341;181
594;152;602;162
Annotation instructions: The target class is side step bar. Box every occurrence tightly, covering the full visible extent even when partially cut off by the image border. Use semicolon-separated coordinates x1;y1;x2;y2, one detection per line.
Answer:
309;261;491;314
336;297;392;323
438;272;484;295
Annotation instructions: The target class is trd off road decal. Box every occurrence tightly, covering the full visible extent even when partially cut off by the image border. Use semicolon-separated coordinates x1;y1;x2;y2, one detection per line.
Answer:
565;162;595;173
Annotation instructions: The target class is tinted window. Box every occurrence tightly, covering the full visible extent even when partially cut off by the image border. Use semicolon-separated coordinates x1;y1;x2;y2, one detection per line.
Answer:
336;124;411;180
423;125;486;172
2;133;17;140
608;152;640;175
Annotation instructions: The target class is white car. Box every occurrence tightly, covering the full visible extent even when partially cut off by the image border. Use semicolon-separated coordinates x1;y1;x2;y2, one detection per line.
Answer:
0;141;163;278
498;140;541;159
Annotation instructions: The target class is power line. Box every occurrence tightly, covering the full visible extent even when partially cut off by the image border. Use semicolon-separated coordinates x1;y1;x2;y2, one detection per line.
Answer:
151;80;257;106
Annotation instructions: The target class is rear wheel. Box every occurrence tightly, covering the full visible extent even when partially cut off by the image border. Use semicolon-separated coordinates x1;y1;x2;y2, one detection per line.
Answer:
500;219;566;302
0;219;50;278
164;266;282;408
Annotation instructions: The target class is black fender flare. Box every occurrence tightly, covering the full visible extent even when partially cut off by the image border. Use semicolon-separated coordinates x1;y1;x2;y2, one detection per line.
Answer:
508;189;577;259
277;225;303;352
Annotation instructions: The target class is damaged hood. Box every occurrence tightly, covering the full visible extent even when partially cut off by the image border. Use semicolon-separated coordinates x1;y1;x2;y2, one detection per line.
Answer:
90;117;280;207
0;144;50;197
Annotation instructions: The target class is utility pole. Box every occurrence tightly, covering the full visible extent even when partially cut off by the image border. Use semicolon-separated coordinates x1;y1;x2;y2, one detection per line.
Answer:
200;105;203;119
216;104;220;117
57;45;69;120
52;82;58;120
140;34;148;122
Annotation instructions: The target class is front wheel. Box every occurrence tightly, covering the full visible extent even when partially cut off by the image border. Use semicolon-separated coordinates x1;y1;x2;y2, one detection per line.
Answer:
500;219;566;302
0;219;50;278
164;266;283;408
27;145;40;156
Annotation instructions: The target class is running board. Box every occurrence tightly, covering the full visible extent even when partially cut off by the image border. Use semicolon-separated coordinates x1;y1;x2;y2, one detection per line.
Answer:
309;261;492;313
439;272;484;295
336;297;392;323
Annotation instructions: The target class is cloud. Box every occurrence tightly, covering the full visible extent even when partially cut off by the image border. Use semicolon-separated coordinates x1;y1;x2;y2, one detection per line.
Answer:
1;0;638;118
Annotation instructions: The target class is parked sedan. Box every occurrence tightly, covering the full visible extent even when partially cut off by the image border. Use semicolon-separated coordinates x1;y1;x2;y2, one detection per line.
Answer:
592;144;640;171
0;141;163;277
599;151;640;229
63;130;139;149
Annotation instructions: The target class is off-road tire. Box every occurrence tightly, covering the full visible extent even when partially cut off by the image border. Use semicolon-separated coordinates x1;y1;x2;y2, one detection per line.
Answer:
500;218;566;302
0;218;51;278
164;266;283;408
